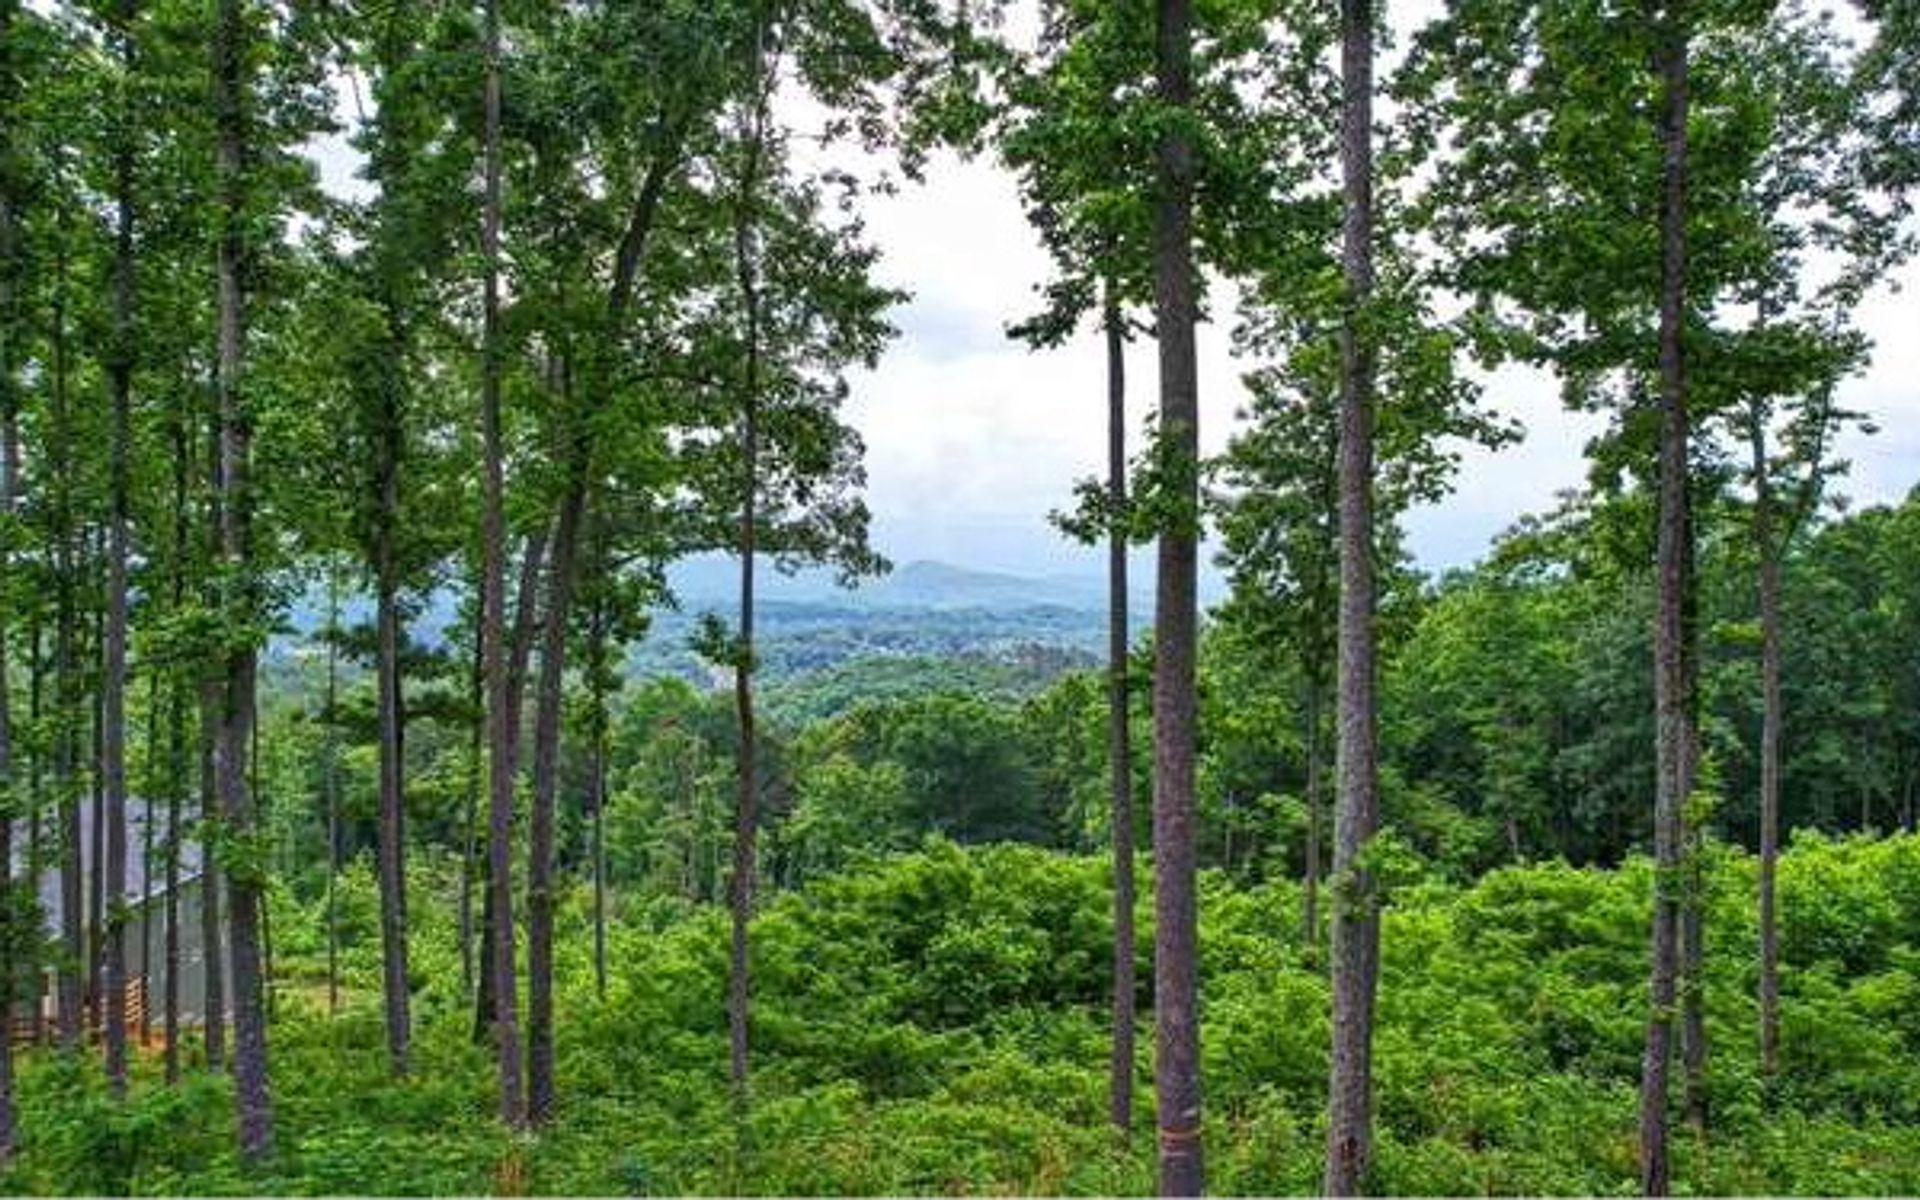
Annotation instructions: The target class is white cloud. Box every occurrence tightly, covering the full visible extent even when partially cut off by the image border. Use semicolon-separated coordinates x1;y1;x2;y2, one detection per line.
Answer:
841;149;1920;575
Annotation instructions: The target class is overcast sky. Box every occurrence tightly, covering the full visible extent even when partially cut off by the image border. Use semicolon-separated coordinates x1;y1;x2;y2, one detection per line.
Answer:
831;147;1920;577
310;8;1920;580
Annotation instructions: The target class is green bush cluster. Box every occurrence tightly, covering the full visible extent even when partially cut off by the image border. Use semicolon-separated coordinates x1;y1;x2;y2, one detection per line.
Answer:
4;833;1918;1195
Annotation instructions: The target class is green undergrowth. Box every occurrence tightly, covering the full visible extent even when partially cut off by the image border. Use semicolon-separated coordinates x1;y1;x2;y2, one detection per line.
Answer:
3;831;1917;1195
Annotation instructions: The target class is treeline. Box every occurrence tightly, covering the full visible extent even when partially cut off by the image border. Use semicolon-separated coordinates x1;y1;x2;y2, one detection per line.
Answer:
2;0;1918;1196
469;486;1920;913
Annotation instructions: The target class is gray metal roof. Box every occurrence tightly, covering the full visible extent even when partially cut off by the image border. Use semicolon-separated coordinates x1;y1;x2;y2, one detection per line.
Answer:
10;797;206;938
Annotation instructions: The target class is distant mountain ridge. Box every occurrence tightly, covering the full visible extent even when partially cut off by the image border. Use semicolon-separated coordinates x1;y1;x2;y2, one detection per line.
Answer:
664;552;1212;613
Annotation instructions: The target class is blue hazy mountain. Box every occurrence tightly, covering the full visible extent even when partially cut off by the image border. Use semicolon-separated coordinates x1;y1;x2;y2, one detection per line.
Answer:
663;552;1222;613
277;556;1225;691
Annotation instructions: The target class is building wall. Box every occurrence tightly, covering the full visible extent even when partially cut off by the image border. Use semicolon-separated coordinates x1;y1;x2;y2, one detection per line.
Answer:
9;875;228;1033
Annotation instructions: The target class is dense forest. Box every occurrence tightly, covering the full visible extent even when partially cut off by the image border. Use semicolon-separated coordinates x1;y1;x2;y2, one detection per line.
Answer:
1;0;1918;1196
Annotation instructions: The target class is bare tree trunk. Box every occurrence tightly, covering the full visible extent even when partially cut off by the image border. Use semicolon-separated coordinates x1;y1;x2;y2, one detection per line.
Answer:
101;0;139;1100
1150;0;1203;1192
199;325;227;1073
520;40;683;1123
461;570;483;1004
324;568;342;1019
52;207;84;1055
528;453;584;1125
141;676;158;1048
90;605;105;1038
728;14;771;1122
1102;287;1136;1141
29;622;46;1050
164;680;183;1083
214;0;272;1159
1639;15;1692;1195
374;420;411;1075
728;363;759;1113
0;0;21;1149
163;387;191;1085
198;672;224;1069
588;576;610;1001
473;531;545;1046
1325;0;1381;1192
479;0;526;1129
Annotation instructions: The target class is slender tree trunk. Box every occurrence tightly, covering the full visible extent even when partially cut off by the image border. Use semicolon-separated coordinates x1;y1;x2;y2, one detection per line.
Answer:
374;434;411;1076
257;696;274;1024
214;0;272;1158
101;0;140;1099
164;680;183;1083
727;267;762;1104
1302;678;1323;950
1680;460;1706;1131
587;567;610;1001
1325;0;1381;1192
324;568;342;1018
199;671;224;1068
527;444;585;1125
90;605;106;1037
461;570;484;1004
1639;15;1692;1195
0;0;20;1150
29;622;45;1049
200;328;227;1072
479;0;525;1129
473;530;546;1045
141;676;158;1047
52;208;84;1054
729;391;759;1110
1150;0;1203;1192
163;386;191;1085
728;15;771;1119
1102;287;1136;1140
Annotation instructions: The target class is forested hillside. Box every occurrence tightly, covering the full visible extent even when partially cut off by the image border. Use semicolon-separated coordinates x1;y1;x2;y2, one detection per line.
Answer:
1;0;1918;1196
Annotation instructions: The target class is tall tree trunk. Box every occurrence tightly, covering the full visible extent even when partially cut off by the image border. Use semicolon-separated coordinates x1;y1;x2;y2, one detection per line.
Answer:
461;569;484;1004
29;621;45;1049
90;599;106;1034
141;676;158;1047
164;679;183;1083
200;334;227;1072
374;419;411;1076
527;443;585;1125
320;566;339;1020
588;577;610;1001
1150;0;1203;1192
479;0;526;1129
101;0;139;1099
1639;14;1692;1195
0;0;21;1154
1325;0;1381;1192
728;14;770;1120
1102;287;1136;1140
214;0;273;1159
728;402;760;1111
163;384;192;1084
473;530;546;1045
198;672;224;1068
52;205;84;1054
